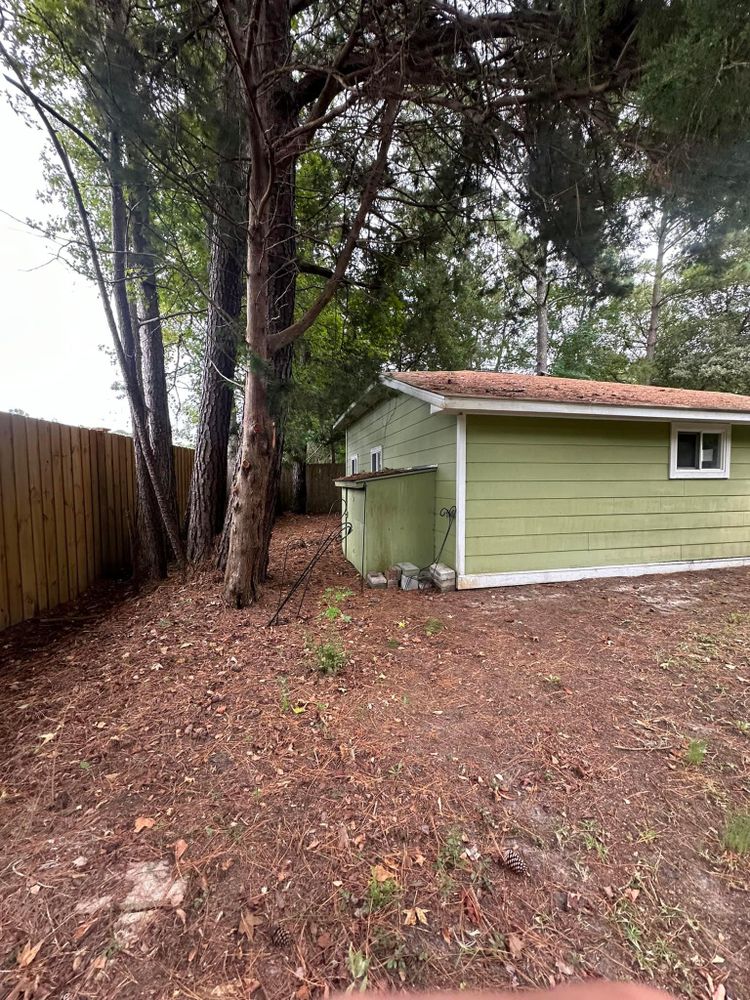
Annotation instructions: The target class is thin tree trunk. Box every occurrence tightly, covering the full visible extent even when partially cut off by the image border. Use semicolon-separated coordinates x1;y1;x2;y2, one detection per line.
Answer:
291;458;306;514
131;185;178;563
187;64;246;562
646;208;669;365
535;243;550;375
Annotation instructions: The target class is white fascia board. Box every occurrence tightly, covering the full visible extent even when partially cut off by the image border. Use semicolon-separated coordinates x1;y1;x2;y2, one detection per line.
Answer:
380;376;446;409
438;395;750;424
457;556;750;590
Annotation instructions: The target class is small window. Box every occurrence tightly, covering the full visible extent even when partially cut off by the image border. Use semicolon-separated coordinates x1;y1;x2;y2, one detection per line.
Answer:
349;454;358;475
670;424;730;479
370;446;382;473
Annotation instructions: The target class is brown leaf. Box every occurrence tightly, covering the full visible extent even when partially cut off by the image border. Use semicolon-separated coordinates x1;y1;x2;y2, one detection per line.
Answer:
403;906;429;926
239;909;264;941
295;987;310;1000
134;816;155;833
174;838;188;863
371;864;395;884
73;920;96;943
316;932;332;949
507;933;524;959
556;959;575;977
460;887;482;926
16;940;43;968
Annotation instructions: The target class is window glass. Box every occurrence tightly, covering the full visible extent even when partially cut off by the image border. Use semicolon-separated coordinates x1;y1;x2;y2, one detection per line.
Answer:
676;431;699;469
701;433;721;469
350;455;358;474
371;449;382;472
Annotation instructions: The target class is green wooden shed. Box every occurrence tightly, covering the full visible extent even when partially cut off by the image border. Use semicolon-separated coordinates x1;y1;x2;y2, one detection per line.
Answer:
334;371;750;590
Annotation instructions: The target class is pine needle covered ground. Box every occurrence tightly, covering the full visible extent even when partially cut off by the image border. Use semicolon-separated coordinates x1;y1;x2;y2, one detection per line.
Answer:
0;515;748;999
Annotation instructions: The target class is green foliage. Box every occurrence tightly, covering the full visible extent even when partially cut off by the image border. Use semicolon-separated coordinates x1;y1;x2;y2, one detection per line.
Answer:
347;945;370;990
308;638;347;676
684;739;708;766
424;617;443;636
722;812;750;855
437;829;465;871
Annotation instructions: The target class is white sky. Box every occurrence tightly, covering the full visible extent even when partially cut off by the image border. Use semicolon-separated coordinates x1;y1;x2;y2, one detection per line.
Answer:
0;84;131;430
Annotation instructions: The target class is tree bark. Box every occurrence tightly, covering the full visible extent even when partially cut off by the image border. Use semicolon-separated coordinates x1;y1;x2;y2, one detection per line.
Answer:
131;185;178;564
187;64;246;563
646;208;669;364
291;458;306;514
535;242;550;375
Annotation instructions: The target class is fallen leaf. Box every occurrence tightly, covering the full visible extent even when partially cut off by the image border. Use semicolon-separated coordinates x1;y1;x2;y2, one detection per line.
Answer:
295;986;310;1000
460;887;482;926
134;816;155;833
16;940;43;967
556;959;575;976
403;906;429;926
38;732;57;746
507;933;524;959
713;985;726;1000
91;954;107;971
73;920;97;942
239;909;264;941
371;864;395;884
174;838;188;862
413;852;426;867
316;931;332;949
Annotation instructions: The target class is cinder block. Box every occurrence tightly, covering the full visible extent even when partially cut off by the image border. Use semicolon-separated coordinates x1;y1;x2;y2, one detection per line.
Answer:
387;566;401;588
396;562;420;591
430;562;456;592
366;571;387;589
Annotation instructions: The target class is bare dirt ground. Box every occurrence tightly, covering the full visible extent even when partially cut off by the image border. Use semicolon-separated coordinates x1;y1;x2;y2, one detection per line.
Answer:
0;513;748;1000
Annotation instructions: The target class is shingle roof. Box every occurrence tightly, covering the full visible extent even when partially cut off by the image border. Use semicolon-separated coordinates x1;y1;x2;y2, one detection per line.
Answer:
390;371;750;414
335;466;436;485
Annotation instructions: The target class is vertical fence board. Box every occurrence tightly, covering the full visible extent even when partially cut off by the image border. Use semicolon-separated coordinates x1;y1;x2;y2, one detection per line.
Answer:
11;415;38;619
50;422;70;606
80;430;96;587
25;418;49;613
0;414;16;627
38;421;60;611
0;414;194;629
60;425;79;598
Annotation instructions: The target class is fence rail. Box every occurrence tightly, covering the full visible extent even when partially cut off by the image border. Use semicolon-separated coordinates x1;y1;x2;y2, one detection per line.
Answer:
0;412;193;630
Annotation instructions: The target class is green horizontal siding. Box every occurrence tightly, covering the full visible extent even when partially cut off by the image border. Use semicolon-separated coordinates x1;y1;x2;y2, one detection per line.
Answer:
345;394;457;570
465;415;750;576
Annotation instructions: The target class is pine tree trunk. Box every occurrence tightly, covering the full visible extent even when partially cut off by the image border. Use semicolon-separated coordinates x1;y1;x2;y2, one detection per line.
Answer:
224;0;297;603
131;187;177;565
187;64;246;562
535;244;550;375
646;209;668;365
291;458;306;514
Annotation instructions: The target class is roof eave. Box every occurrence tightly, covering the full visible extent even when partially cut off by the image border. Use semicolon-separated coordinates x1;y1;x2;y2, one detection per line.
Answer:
332;381;394;433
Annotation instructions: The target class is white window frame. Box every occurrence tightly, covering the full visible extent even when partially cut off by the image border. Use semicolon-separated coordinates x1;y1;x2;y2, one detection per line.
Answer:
370;446;383;473
669;422;731;480
349;454;359;475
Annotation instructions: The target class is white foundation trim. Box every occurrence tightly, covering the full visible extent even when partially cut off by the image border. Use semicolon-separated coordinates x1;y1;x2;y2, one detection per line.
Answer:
457;556;750;590
455;413;466;576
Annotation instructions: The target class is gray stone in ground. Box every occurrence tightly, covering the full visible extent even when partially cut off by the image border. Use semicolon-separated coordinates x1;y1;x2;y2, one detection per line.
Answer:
120;859;187;912
430;562;456;592
366;571;387;589
74;894;113;916
114;909;157;947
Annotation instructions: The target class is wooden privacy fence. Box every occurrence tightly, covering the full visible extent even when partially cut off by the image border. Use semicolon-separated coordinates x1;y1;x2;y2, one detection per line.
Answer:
0;411;193;630
279;462;344;514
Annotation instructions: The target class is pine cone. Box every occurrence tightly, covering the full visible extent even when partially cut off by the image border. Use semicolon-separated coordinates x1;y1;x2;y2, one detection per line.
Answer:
270;924;294;948
502;847;529;876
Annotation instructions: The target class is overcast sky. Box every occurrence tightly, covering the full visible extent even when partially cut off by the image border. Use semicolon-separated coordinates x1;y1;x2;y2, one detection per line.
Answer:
0;84;131;430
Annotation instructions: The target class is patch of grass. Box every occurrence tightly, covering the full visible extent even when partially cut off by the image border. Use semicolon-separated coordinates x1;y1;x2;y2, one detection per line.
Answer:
425;617;443;636
386;638;400;649
684;738;708;765
722;812;750;855
78;760;92;772
365;874;399;911
278;677;291;712
543;673;562;688
734;720;750;735
636;826;660;844
579;820;608;859
309;638;347;675
387;762;404;778
613;901;680;976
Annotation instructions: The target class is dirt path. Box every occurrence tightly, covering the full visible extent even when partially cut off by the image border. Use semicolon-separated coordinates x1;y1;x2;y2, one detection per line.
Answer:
0;514;748;999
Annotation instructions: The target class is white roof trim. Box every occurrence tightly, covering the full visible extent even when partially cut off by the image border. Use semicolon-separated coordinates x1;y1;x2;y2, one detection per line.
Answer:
383;376;750;424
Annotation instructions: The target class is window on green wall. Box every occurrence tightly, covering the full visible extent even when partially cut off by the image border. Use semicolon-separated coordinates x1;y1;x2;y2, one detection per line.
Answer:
349;454;358;475
370;446;382;473
670;424;730;479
